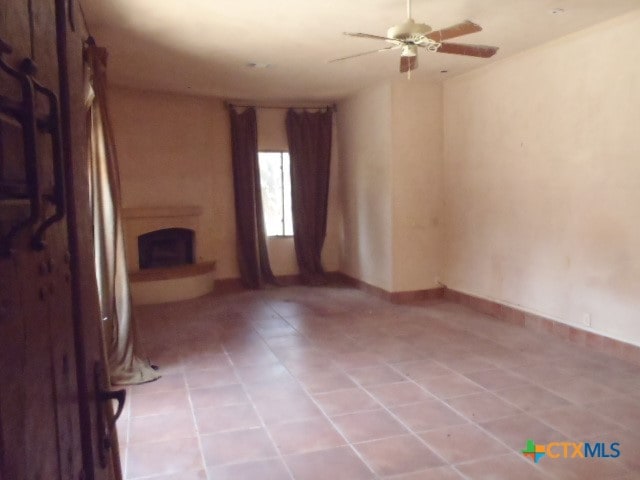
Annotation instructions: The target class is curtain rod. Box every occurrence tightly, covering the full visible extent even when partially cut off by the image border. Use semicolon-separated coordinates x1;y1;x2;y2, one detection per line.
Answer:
225;101;337;112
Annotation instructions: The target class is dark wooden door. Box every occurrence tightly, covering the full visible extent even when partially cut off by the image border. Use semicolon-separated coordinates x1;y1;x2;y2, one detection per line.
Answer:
56;0;125;478
0;1;121;479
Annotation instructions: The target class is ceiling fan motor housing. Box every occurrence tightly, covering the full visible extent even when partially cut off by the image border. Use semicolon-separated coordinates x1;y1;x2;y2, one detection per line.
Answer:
387;18;432;42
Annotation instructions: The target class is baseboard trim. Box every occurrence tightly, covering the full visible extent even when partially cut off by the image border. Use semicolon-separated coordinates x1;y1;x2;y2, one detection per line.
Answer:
334;273;445;304
390;288;446;304
215;272;444;304
444;288;640;366
214;272;341;294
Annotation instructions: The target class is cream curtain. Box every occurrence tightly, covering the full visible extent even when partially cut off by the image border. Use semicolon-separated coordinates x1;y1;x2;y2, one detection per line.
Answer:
86;45;159;386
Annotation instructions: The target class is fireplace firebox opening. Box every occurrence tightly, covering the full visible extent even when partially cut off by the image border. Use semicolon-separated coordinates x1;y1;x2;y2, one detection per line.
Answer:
138;228;194;270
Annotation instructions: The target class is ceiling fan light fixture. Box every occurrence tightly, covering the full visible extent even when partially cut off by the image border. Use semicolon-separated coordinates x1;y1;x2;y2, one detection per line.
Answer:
401;44;418;57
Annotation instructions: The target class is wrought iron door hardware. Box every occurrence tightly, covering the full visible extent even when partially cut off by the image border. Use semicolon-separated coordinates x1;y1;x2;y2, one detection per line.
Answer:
0;37;40;256
0;39;66;255
26;58;66;250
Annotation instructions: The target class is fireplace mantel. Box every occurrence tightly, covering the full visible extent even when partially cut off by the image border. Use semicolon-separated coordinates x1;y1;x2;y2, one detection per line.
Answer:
122;206;203;219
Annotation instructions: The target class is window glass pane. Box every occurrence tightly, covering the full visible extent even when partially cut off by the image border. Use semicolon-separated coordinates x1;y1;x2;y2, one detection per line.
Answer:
282;152;293;236
258;151;294;237
258;152;284;236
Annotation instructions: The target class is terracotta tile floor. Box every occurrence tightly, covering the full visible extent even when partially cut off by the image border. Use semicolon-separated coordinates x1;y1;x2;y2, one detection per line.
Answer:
116;285;640;479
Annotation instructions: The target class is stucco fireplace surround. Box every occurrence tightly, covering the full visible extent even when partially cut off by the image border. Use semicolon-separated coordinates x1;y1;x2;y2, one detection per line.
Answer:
123;206;216;305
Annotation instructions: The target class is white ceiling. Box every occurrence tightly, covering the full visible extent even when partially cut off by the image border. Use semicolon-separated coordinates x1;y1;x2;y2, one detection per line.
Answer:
81;0;639;102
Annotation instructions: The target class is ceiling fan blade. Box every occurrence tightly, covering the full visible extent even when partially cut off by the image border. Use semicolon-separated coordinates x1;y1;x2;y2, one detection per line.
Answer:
426;20;482;42
399;55;418;73
436;42;498;58
329;45;398;63
344;32;399;42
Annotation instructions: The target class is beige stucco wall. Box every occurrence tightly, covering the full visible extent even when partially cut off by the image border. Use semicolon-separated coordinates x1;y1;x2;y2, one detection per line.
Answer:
337;80;443;292
110;88;340;280
110;87;236;277
443;11;640;345
337;83;394;291
391;79;443;292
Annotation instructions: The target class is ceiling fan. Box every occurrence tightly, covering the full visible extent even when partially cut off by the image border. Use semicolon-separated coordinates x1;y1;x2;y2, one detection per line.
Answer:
330;0;499;76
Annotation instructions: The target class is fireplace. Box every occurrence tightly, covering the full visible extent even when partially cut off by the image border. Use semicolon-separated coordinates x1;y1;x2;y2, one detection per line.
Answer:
124;207;215;304
138;228;194;270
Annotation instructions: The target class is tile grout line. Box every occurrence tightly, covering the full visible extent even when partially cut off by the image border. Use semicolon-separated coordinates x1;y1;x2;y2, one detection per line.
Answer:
320;312;570;479
271;301;483;478
254;305;385;479
223;343;298;480
340;367;472;480
183;365;215;479
382;354;565;479
280;314;559;479
269;304;461;479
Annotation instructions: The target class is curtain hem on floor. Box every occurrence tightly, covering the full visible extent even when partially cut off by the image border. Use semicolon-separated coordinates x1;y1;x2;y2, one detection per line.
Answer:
286;108;333;285
229;106;277;289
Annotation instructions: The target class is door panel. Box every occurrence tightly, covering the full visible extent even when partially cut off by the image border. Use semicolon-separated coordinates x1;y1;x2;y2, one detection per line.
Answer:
55;0;122;478
1;0;119;479
0;0;75;476
0;8;29;474
0;256;27;480
32;1;85;477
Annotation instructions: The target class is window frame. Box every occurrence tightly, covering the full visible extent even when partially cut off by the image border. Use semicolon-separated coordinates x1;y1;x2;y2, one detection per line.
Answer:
258;150;293;238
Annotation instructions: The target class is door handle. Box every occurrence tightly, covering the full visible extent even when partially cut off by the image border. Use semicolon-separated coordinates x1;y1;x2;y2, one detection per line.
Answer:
98;387;126;428
94;362;126;468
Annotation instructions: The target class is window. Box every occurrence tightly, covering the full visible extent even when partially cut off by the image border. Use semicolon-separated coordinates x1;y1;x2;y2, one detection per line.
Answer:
258;151;293;236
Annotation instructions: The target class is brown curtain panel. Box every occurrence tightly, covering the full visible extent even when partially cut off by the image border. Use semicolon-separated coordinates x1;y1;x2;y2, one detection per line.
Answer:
229;107;276;288
286;109;333;284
